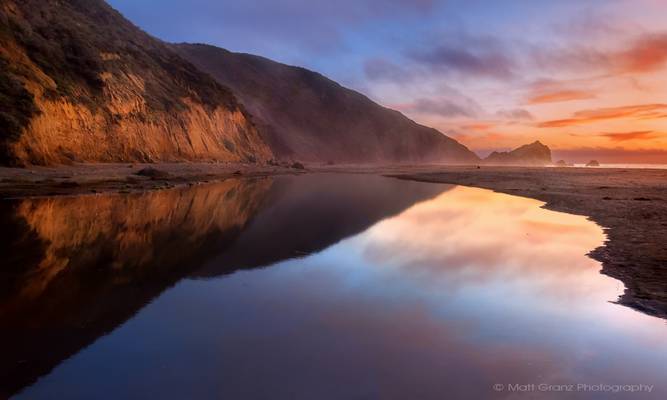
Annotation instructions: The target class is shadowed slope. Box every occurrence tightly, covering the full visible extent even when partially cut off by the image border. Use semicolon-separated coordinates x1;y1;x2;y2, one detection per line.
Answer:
175;43;479;164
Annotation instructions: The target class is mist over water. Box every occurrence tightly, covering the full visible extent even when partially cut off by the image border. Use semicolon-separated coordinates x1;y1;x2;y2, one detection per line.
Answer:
571;164;667;169
2;175;665;399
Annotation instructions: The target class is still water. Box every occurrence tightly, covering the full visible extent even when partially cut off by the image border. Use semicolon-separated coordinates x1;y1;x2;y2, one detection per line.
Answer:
1;174;665;399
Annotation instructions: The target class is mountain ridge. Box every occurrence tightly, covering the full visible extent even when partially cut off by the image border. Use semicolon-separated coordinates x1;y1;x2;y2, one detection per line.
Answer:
175;43;479;164
0;0;478;166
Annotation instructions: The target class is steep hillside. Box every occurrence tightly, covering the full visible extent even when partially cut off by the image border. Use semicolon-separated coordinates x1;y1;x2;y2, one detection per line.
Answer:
0;0;271;166
484;141;552;165
175;44;479;164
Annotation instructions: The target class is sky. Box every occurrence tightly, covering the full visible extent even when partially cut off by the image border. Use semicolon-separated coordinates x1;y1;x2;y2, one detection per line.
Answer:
106;0;667;163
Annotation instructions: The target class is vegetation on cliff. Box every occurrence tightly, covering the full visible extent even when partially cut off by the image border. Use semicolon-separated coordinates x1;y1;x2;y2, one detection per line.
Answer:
0;0;271;165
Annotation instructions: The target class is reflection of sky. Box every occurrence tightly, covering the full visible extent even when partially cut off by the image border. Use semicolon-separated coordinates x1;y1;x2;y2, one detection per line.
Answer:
17;186;667;399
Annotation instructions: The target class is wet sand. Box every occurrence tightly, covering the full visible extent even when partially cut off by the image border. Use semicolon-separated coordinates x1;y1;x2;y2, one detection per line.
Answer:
1;163;665;319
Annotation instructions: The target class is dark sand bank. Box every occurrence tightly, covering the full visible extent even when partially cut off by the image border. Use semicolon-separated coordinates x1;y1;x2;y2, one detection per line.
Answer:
391;166;667;320
0;162;454;198
0;162;301;198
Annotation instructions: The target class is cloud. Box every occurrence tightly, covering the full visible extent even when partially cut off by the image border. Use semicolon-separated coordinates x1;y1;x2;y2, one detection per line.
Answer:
404;98;476;118
550;10;628;40
408;40;514;79
364;58;412;82
538;104;667;128
527;90;596;104
460;123;493;131
617;33;667;73
598;131;663;142
529;44;610;74
523;79;597;105
530;32;667;76
495;109;534;120
448;132;518;155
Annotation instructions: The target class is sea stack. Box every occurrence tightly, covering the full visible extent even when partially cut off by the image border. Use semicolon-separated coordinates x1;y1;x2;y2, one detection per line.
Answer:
484;141;552;166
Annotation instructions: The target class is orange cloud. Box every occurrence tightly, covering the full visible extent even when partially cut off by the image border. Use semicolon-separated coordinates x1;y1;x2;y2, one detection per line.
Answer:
460;123;493;131
450;131;506;144
538;104;667;128
552;147;667;164
528;89;596;104
599;131;663;142
618;33;667;73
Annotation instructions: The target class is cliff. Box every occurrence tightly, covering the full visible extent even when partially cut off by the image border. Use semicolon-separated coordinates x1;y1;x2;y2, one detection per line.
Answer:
0;0;272;166
484;141;552;165
175;43;480;164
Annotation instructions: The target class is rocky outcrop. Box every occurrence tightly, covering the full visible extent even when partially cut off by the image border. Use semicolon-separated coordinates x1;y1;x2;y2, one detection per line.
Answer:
0;0;272;166
484;141;552;165
175;44;480;164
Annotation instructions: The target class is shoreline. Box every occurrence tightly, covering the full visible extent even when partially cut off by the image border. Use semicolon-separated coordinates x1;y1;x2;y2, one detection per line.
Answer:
0;162;480;199
390;166;667;320
1;163;665;320
0;162;303;199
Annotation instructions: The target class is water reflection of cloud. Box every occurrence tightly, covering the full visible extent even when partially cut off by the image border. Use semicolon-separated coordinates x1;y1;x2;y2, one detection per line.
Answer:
360;186;608;304
349;185;667;349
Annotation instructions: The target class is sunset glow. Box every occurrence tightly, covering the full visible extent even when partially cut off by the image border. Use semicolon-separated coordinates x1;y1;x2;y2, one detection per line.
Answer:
2;2;667;397
109;0;667;162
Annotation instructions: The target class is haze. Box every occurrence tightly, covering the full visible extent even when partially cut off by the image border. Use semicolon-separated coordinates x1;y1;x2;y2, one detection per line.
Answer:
108;0;667;163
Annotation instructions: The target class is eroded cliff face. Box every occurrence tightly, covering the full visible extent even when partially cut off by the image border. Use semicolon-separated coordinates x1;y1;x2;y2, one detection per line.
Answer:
0;0;272;165
11;88;269;165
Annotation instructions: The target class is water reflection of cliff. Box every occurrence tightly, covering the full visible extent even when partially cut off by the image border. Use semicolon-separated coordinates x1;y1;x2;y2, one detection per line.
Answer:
0;174;447;397
0;178;272;397
194;174;449;277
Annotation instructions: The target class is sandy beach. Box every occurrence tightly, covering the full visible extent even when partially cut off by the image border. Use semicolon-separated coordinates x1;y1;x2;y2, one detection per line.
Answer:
1;163;665;320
